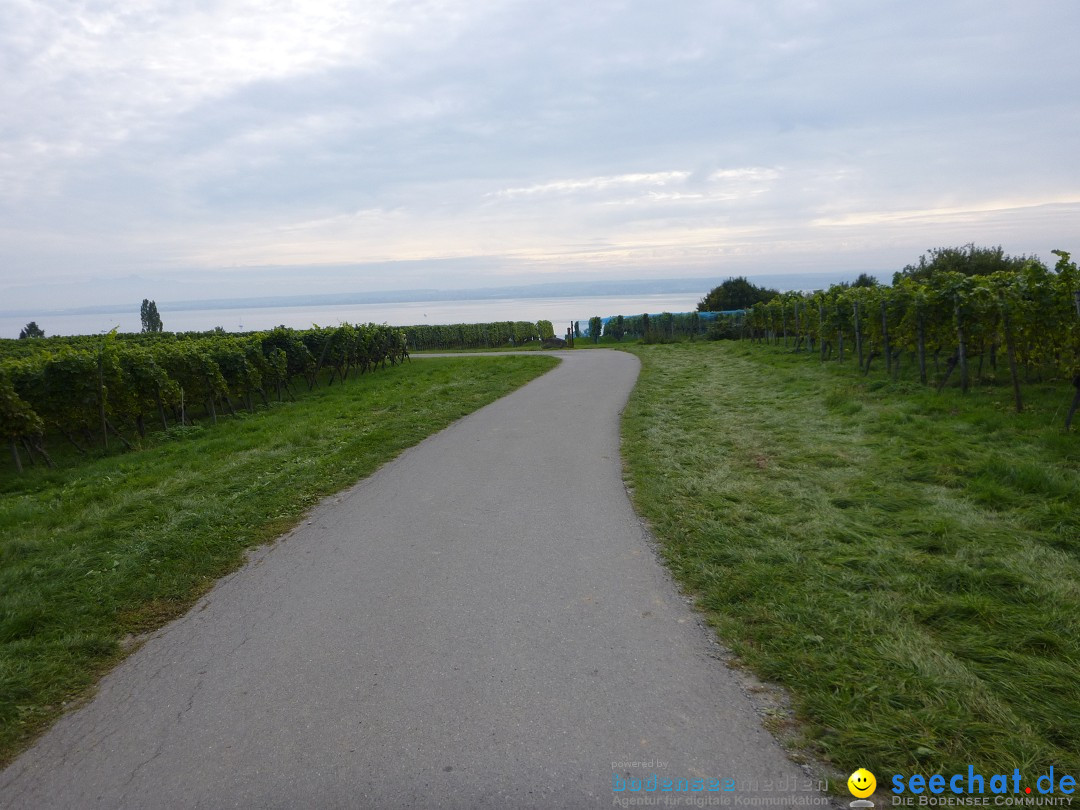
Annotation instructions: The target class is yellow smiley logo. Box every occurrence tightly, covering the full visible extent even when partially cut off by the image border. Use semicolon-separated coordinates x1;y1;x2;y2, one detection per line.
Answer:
848;768;876;798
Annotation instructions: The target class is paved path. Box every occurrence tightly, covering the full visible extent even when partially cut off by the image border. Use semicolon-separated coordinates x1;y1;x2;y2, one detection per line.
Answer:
1;350;824;809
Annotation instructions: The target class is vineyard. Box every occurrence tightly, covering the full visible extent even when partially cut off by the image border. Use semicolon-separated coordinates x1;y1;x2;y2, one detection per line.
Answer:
594;312;709;342
725;250;1080;427
0;324;409;473
401;320;552;351
7;246;1078;472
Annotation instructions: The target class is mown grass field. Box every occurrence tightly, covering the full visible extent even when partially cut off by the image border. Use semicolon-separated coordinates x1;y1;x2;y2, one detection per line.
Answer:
619;340;1080;780
0;354;557;765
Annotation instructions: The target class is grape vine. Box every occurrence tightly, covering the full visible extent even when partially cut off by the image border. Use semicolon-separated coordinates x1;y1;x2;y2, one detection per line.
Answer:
0;324;409;472
730;250;1080;426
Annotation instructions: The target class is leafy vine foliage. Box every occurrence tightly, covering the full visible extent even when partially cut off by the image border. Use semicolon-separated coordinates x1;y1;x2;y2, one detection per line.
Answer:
723;247;1080;427
0;324;409;472
402;321;544;351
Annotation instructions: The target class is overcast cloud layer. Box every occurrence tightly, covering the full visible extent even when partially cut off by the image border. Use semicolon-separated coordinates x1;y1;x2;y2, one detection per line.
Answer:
2;0;1079;309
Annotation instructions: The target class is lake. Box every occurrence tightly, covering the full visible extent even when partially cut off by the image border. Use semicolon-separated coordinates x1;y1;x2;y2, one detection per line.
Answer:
1;293;707;339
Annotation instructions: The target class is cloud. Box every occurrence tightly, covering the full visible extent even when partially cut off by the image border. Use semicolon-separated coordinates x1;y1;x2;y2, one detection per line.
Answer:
491;172;692;199
2;0;1079;308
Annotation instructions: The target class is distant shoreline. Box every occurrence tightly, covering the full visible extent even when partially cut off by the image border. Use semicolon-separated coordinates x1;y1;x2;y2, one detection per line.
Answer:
0;272;874;319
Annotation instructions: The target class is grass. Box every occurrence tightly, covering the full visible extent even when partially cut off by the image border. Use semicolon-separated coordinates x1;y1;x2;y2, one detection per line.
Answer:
0;354;557;766
619;340;1080;781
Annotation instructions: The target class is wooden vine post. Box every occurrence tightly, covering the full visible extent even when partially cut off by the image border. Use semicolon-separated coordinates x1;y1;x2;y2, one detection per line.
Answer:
793;301;801;351
835;301;844;362
999;292;1023;413
954;294;969;394
853;300;863;371
881;298;892;374
1070;281;1080;429
97;340;109;450
916;300;927;385
1067;374;1080;430
818;302;826;361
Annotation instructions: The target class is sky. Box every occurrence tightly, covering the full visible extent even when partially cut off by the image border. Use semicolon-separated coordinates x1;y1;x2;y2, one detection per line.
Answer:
2;0;1079;312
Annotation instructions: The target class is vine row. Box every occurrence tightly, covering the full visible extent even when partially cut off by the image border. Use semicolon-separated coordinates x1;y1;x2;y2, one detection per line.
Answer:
729;250;1080;427
1;324;408;472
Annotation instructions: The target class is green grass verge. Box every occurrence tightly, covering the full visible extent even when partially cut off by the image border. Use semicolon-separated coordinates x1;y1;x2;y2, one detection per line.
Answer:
620;341;1079;779
0;354;557;765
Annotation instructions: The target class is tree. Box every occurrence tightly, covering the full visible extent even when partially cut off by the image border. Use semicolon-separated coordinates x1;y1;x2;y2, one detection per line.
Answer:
852;272;879;287
588;316;603;343
893;245;1037;284
536;320;555;340
140;299;164;333
698;277;779;312
18;321;45;339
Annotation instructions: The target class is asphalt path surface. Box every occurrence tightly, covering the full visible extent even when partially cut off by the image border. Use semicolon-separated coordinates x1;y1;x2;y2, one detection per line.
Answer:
1;349;825;809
